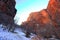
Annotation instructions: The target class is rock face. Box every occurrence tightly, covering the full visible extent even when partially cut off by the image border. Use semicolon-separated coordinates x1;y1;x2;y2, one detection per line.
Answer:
47;0;60;25
0;0;17;18
21;0;60;39
0;0;17;25
47;0;60;38
21;9;54;38
0;0;17;32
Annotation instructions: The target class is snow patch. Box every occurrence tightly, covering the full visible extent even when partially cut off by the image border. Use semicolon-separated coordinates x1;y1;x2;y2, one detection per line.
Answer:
0;24;31;40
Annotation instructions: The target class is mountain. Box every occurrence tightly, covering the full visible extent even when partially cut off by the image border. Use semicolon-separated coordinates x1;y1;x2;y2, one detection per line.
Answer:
21;0;60;39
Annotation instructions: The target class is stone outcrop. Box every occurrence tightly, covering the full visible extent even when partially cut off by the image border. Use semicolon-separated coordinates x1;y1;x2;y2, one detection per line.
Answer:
47;0;60;38
21;9;54;38
21;0;60;39
0;0;17;32
0;0;17;18
47;0;60;25
0;0;17;25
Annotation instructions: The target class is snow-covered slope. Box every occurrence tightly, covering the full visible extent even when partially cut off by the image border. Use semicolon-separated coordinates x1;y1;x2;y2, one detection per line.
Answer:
0;24;59;40
0;24;32;40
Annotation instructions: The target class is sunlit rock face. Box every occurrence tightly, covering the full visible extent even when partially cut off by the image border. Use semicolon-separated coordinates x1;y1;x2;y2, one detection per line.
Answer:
0;0;17;25
47;0;60;38
21;0;60;39
47;0;60;25
27;9;52;24
0;0;17;18
21;9;54;38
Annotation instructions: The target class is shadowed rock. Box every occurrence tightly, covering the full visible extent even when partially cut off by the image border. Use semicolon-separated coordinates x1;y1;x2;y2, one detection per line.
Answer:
0;0;17;32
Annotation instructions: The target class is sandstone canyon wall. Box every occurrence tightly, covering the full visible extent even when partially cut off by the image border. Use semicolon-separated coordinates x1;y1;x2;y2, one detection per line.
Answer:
0;0;17;25
21;0;60;39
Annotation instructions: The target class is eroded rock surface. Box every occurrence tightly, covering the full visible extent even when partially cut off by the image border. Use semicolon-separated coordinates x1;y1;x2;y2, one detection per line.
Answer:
21;0;60;39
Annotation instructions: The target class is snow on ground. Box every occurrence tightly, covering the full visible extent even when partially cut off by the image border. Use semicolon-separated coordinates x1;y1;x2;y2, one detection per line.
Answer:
0;24;59;40
0;24;32;40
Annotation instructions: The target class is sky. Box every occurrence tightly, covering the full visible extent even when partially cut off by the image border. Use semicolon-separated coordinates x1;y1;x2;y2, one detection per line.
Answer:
14;0;49;25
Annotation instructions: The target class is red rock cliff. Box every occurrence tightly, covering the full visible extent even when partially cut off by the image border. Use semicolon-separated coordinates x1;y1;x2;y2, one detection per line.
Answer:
47;0;60;25
0;0;17;18
21;0;60;39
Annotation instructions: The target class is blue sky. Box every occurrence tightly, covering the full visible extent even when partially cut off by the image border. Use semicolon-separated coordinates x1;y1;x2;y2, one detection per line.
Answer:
14;0;49;25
